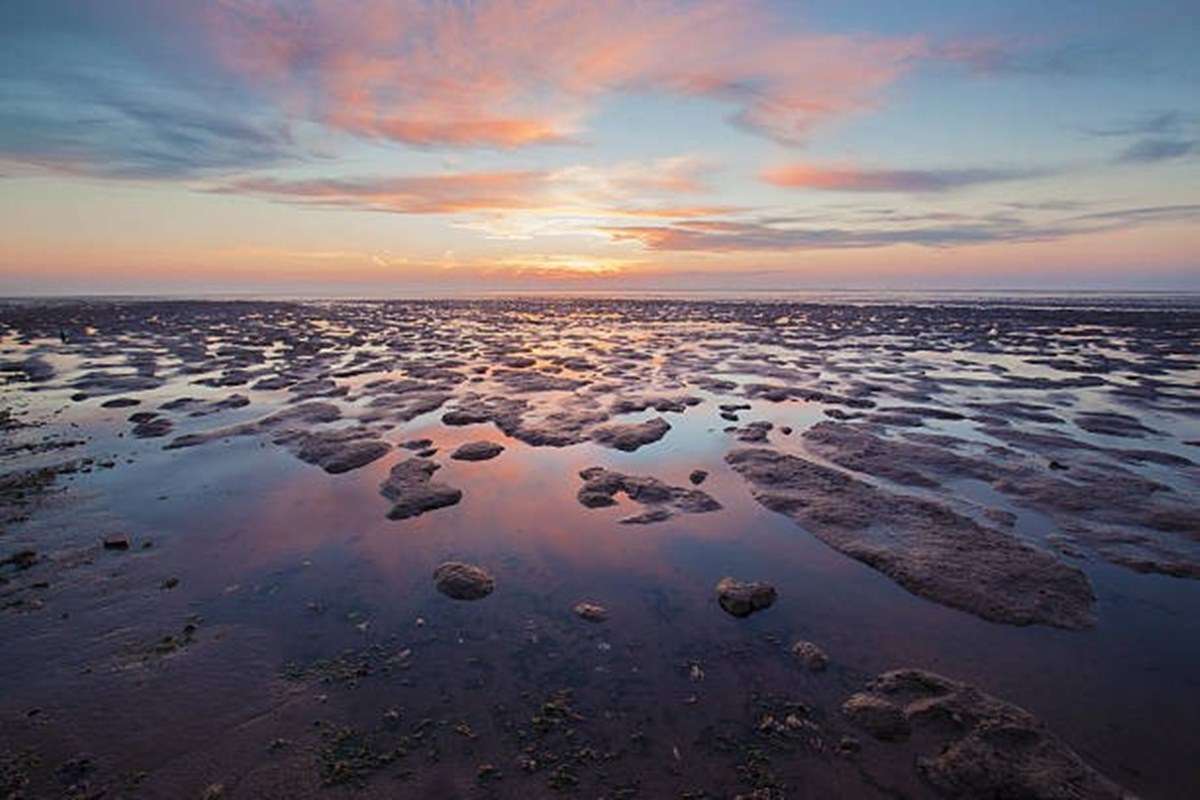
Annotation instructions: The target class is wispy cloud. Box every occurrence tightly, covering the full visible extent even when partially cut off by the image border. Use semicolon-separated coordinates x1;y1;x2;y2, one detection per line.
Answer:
601;203;1200;252
1087;110;1200;164
760;163;1047;193
212;157;733;223
1116;138;1198;163
944;37;1161;80
0;9;296;179
218;172;549;214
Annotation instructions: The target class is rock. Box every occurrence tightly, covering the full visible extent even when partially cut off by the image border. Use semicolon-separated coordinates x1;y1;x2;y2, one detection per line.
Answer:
725;448;1095;629
380;459;462;519
590;417;671;451
732;420;773;443
835;735;861;755
491;368;585;393
164;402;342;450
688;469;708;485
805;421;1200;581
715;577;777;618
0;549;37;570
842;693;910;741
433;562;494;600
101;397;141;408
274;428;391;474
185;393;251;417
610;395;702;414
803;420;994;489
576;467;721;523
620;507;674;525
1075;411;1157;438
852;669;1133;798
573;602;608;622
132;415;173;438
791;640;829;671
450;441;505;461
102;534;131;550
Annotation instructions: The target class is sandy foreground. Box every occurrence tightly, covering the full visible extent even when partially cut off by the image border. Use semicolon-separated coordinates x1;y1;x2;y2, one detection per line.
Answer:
1;297;1198;799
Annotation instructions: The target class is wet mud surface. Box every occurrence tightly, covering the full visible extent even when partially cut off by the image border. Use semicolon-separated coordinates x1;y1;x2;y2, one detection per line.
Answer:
1;297;1198;798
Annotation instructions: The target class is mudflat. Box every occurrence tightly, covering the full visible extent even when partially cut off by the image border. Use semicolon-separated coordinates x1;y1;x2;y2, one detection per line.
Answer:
1;296;1197;798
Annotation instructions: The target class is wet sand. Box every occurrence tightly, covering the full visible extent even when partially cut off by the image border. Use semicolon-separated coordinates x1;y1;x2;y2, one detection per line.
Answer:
1;297;1198;798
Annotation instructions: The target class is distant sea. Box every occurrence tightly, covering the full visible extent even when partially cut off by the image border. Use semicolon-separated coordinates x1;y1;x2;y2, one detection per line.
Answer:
3;289;1200;311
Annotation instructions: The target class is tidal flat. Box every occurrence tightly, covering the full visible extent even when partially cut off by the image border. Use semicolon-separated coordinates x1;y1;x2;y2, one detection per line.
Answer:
1;296;1198;799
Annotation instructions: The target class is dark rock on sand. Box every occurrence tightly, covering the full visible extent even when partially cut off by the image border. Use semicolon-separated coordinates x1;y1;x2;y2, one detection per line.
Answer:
164;402;341;450
803;421;995;489
732;420;773;443
842;693;910;741
131;415;173;438
805;421;1200;579
576;467;721;523
433;562;494;600
1075;411;1157;438
853;669;1133;799
715;577;777;618
275;428;391;474
100;397;141;408
610;395;702;414
102;534;131;550
573;601;608;622
186;393;251;417
619;507;674;525
380;459;462;519
689;469;708;485
450;441;505;461
590;417;671;451
791;640;829;671
0;549;38;570
725;448;1095;629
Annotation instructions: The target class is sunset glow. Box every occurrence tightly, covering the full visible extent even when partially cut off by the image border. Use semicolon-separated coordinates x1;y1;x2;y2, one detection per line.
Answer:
2;0;1198;293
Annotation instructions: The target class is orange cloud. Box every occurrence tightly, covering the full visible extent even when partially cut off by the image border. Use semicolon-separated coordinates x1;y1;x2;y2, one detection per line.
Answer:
205;0;928;147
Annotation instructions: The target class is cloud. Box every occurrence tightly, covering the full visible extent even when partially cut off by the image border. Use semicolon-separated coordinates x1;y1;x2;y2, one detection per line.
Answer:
1087;110;1195;138
760;163;1046;192
946;38;1157;79
202;0;929;147
219;172;548;214
1085;110;1199;164
0;6;295;178
600;203;1200;253
1116;138;1198;163
213;157;734;223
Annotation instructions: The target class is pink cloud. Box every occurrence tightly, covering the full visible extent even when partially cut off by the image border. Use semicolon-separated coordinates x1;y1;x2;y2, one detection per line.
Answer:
204;0;929;147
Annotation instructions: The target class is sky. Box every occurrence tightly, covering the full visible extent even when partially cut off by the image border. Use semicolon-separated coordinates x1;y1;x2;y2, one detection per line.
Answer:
1;0;1198;295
